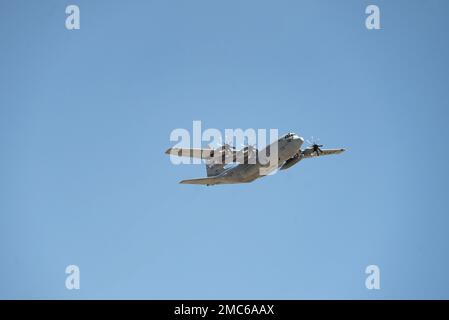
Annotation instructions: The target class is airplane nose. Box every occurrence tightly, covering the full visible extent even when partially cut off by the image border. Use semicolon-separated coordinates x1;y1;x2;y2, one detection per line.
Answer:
293;136;304;149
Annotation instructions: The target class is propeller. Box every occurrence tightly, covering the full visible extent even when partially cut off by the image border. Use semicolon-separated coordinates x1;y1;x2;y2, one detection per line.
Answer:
209;135;259;162
206;135;236;163
242;144;257;161
306;136;323;156
209;135;235;153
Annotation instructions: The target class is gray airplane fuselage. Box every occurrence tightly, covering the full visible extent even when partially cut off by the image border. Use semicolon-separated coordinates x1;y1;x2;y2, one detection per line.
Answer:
207;133;304;185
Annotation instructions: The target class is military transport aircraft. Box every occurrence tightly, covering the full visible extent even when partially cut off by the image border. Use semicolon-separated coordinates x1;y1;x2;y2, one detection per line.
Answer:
165;132;345;185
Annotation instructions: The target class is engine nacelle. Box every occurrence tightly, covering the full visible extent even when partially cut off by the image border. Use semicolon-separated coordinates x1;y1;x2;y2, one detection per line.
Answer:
280;153;302;170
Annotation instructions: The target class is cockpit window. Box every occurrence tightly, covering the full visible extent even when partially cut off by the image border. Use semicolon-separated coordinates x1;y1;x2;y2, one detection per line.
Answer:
285;133;294;139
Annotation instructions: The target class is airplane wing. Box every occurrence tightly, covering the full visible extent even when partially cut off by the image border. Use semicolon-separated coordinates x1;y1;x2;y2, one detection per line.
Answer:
165;147;214;159
302;148;346;158
179;177;219;185
165;147;241;161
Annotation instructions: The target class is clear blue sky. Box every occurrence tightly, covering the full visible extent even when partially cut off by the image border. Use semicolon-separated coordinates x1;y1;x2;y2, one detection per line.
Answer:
1;0;449;299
